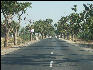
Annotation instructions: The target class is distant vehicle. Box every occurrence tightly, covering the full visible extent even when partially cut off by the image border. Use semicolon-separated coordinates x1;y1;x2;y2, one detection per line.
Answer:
55;36;57;38
49;36;52;38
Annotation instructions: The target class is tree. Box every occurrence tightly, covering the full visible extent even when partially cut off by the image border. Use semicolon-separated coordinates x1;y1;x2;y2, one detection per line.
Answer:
17;2;32;26
1;21;6;37
57;16;69;39
1;1;31;47
44;19;54;37
68;5;82;41
78;4;93;40
19;27;25;42
33;19;54;39
46;19;53;24
10;21;20;45
25;24;34;41
55;4;93;41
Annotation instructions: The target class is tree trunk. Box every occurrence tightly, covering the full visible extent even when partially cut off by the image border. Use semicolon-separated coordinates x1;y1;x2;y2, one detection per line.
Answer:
4;17;9;47
30;32;32;41
73;34;75;41
13;33;17;45
13;29;17;45
41;33;44;39
67;33;69;40
37;33;39;39
60;33;62;38
74;34;76;42
44;34;46;38
42;34;44;39
4;29;9;47
63;33;65;39
71;34;74;41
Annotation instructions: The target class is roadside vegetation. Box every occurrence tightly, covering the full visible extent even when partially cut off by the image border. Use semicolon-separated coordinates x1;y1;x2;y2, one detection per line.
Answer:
55;4;93;41
1;1;93;49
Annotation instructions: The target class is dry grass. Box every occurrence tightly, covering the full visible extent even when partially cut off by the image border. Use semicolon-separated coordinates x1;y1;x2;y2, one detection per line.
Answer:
1;37;23;48
1;39;39;55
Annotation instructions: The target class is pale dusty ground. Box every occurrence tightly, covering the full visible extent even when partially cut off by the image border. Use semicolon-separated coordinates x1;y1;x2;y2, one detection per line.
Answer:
1;40;40;55
59;38;93;53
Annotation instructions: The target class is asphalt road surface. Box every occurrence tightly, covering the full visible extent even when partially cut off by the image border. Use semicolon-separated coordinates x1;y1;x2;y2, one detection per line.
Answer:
1;38;93;70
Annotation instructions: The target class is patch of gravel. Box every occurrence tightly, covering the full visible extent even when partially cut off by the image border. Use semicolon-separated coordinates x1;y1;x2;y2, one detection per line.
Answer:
1;40;40;55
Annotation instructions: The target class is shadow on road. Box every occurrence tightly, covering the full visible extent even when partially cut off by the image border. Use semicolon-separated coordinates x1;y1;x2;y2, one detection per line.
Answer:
1;38;93;68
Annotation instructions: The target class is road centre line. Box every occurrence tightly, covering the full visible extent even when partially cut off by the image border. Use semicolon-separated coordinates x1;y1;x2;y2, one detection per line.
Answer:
51;52;53;54
50;61;53;67
50;52;54;67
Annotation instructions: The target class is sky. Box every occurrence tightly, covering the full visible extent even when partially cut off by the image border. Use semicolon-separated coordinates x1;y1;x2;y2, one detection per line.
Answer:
1;1;93;28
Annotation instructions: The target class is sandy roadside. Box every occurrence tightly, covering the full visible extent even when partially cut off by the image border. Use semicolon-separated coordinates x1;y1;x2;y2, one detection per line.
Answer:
59;38;93;53
1;40;40;55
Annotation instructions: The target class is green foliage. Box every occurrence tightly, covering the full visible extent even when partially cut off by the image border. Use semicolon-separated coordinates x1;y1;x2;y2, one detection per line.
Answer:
71;5;77;12
1;1;32;47
10;20;20;33
33;19;55;37
56;3;93;40
1;1;31;16
19;27;30;41
57;16;69;35
1;1;93;44
79;4;93;40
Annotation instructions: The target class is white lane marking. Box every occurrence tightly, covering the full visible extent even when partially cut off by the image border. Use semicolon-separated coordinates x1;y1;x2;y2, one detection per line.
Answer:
51;52;53;54
50;61;53;67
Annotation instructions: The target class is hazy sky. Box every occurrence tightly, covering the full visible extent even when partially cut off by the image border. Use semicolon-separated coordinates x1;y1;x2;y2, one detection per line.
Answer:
1;1;92;27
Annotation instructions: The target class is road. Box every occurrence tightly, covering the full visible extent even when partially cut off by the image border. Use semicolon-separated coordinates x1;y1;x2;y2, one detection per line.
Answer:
1;38;93;70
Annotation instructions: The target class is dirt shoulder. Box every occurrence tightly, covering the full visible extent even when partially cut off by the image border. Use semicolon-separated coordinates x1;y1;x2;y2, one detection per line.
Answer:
59;38;93;53
1;40;40;55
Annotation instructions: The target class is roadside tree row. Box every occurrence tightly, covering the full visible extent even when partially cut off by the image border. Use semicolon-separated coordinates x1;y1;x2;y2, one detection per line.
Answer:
55;4;93;41
1;1;31;47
